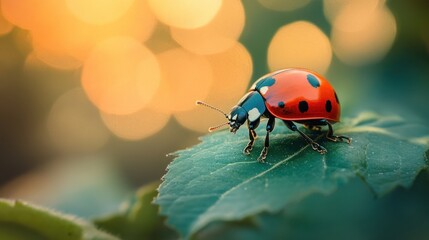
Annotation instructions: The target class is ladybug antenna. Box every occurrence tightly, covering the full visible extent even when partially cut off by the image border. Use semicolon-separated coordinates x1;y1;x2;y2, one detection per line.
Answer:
196;100;228;118
208;122;229;132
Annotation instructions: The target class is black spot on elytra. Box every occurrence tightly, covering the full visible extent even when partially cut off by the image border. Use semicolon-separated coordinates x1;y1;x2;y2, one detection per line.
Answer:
306;74;320;88
299;101;308;113
334;91;340;104
278;101;285;108
255;76;276;90
326;100;332;112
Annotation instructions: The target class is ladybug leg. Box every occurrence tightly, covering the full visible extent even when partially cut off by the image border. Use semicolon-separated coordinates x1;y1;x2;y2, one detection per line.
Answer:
284;121;327;154
243;119;260;155
243;129;257;155
258;117;275;163
324;120;352;144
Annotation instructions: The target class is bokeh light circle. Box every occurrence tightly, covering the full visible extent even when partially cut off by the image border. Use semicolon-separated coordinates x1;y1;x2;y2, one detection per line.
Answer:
170;0;245;55
13;0;156;61
258;0;311;12
66;0;134;25
175;43;253;132
0;6;13;36
147;0;222;29
1;0;37;29
32;41;82;70
268;21;332;74
47;88;110;153
150;48;214;113
82;37;161;115
323;0;382;24
100;108;170;140
331;6;396;66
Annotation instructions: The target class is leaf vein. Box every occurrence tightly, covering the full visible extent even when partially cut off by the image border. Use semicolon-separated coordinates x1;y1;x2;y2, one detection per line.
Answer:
192;143;311;231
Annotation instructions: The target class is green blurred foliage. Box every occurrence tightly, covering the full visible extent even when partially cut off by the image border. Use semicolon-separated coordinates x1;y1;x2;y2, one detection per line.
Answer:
94;182;177;240
0;199;118;240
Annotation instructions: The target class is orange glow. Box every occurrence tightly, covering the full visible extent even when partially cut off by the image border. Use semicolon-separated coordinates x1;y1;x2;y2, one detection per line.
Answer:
323;0;383;24
258;0;311;12
47;88;110;153
330;0;383;32
9;0;156;61
148;0;222;29
268;21;332;74
100;108;170;140
32;41;81;70
331;6;396;65
151;48;214;113
0;4;13;36
82;37;161;115
170;0;245;55
1;0;38;29
66;0;134;25
175;43;253;132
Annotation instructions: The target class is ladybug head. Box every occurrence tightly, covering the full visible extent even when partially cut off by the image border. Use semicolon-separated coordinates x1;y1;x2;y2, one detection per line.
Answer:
228;106;248;134
196;100;249;133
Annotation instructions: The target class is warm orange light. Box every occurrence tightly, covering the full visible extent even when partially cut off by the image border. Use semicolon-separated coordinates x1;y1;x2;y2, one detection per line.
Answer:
66;0;135;25
9;0;156;61
100;108;170;140
151;48;214;113
32;41;82;70
0;4;13;36
147;0;222;29
331;5;396;65
170;0;245;55
47;88;110;153
82;37;161;115
268;21;332;74
69;0;157;60
258;0;311;12
323;0;382;24
1;0;37;29
175;43;253;132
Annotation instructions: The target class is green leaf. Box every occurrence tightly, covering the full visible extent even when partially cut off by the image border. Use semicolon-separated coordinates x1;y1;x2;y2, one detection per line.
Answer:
196;171;429;240
0;199;118;240
155;112;429;239
94;182;177;240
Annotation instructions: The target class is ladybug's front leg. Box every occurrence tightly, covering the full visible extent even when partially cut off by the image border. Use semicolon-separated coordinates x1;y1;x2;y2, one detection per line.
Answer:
258;117;275;163
243;129;256;155
243;119;260;155
324;120;352;144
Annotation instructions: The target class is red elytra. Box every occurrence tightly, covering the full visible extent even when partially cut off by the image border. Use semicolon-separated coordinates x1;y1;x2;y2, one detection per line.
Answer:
250;68;340;122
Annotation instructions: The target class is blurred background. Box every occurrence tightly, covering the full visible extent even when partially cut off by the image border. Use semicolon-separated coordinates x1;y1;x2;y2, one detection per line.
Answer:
0;0;428;218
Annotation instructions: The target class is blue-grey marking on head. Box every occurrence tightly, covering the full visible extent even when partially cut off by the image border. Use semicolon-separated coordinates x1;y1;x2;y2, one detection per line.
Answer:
306;74;320;88
255;76;276;90
278;101;285;108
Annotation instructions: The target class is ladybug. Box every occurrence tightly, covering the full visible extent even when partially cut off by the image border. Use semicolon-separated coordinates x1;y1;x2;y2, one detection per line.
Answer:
197;68;351;162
